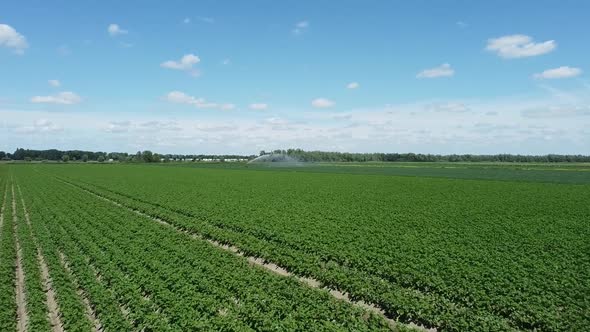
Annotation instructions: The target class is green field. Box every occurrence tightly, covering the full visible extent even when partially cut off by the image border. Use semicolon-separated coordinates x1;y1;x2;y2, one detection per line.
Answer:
1;162;588;331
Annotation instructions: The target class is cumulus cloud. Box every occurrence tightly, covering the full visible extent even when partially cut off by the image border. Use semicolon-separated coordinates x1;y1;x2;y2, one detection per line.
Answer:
48;80;61;87
107;24;128;36
0;23;28;53
417;64;454;78
249;103;268;110
311;98;335;108
486;34;556;58
31;91;82;105
533;66;582;79
292;21;309;35
161;54;200;76
347;82;360;89
164;91;232;110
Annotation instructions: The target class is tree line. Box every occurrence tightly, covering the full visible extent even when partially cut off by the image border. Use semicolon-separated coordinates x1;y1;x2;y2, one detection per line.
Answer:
262;149;590;163
1;148;253;163
1;148;589;163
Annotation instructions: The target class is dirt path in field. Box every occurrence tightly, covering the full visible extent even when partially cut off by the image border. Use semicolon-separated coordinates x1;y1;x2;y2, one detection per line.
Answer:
59;251;103;332
16;184;65;332
58;251;102;332
12;183;29;332
37;249;64;332
58;177;435;332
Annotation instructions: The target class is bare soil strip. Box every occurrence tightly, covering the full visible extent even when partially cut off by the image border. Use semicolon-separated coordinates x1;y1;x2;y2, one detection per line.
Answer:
37;249;64;332
59;178;435;332
58;251;102;332
16;184;64;332
12;183;29;332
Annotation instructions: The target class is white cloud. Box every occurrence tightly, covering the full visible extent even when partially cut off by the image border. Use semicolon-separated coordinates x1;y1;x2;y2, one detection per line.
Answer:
486;35;556;58
249;103;268;110
3;85;590;155
31;91;82;105
425;102;469;113
165;91;200;104
15;119;62;134
311;98;335;108
292;21;309;35
0;24;28;53
347;82;360;89
108;24;128;36
164;91;232;110
48;80;61;87
533;66;582;79
417;64;454;78
139;121;180;131
103;121;131;133
521;106;590;118
161;54;200;76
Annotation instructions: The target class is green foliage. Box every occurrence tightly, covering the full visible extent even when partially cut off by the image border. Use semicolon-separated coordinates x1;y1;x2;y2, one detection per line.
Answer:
0;181;17;331
8;165;407;331
35;163;590;331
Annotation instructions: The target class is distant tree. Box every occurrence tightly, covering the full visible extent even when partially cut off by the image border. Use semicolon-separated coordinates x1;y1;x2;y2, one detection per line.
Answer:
97;155;105;162
24;157;32;162
142;150;154;163
0;151;5;159
13;148;25;160
82;154;89;162
62;154;70;162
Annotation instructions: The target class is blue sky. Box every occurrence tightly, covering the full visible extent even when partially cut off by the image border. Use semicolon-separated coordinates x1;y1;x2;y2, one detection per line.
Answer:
1;0;589;154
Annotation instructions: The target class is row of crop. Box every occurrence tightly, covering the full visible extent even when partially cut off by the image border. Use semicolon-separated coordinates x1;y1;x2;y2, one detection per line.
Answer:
0;180;17;331
53;173;516;331
45;164;590;331
12;183;53;332
18;167;398;331
19;177;160;331
15;182;94;332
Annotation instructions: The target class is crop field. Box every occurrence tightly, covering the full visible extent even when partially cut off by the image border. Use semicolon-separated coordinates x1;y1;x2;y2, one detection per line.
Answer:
0;163;588;331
